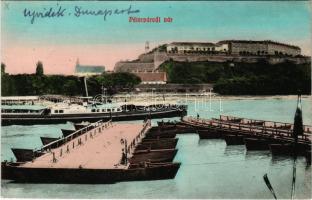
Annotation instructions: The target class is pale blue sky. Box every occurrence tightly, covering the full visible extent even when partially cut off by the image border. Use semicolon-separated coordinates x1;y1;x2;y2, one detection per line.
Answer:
1;1;311;73
2;1;311;45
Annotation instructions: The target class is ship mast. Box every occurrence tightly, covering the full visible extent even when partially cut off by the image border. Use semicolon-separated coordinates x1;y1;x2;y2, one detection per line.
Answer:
291;94;303;199
263;94;303;200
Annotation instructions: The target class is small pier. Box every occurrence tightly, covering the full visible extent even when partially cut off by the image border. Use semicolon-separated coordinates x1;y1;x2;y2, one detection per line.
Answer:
152;115;311;164
180;116;311;161
181;116;312;142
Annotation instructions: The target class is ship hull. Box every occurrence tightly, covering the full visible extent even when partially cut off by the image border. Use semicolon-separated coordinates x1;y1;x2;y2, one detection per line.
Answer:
129;149;178;163
136;138;179;151
1;162;181;184
2;109;186;126
40;137;59;146
244;138;269;150
224;134;245;145
269;143;311;156
198;129;222;139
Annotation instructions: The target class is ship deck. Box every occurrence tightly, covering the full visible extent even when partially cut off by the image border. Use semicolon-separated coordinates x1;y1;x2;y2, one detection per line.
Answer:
21;122;147;169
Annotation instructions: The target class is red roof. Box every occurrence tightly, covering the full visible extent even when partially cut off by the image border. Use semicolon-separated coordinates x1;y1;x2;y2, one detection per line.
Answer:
133;72;167;82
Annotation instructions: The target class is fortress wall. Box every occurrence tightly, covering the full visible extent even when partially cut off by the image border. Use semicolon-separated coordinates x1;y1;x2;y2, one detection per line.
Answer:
114;51;310;73
168;55;256;63
114;62;155;72
138;53;155;62
154;52;170;68
167;54;310;64
230;42;268;55
267;43;301;56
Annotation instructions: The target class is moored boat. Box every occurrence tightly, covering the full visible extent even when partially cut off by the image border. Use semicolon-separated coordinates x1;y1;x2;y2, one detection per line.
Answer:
61;129;76;137
144;132;177;139
126;162;181;181
1;161;181;183
40;137;59;146
136;138;179;151
269;143;311;156
244;138;269;150
129;149;178;163
11;148;45;162
157;120;179;126
1;103;187;126
269;143;293;156
224;134;245;145
149;125;196;134
198;129;221;139
74;122;91;130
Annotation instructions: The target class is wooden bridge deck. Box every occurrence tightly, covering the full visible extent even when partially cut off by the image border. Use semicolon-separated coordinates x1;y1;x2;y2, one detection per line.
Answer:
182;116;312;144
22;121;150;169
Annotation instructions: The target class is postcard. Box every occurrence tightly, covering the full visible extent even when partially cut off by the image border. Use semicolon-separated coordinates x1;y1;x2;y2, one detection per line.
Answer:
1;1;311;199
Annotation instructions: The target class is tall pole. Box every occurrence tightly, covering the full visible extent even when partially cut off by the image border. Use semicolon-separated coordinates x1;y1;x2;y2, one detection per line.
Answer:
291;94;302;199
291;154;297;199
263;174;277;200
101;84;104;103
83;76;88;97
209;88;212;111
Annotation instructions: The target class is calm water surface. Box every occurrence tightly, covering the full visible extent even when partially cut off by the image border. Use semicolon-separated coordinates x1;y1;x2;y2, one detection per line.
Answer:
1;97;311;198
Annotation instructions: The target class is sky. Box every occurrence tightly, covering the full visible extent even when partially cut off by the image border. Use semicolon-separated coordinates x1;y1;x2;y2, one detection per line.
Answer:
1;1;311;74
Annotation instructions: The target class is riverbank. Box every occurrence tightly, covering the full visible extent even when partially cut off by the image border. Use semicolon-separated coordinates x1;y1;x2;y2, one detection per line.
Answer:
160;60;311;95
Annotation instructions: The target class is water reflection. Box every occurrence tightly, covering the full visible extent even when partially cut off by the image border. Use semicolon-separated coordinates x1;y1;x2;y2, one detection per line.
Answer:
224;145;246;156
245;150;271;160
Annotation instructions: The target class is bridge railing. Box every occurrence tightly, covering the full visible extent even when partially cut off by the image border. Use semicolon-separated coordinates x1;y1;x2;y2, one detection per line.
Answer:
183;116;311;142
127;119;151;156
39;119;112;152
219;115;312;134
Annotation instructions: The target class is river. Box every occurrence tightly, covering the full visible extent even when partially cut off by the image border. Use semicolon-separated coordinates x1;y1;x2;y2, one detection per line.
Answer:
1;96;311;198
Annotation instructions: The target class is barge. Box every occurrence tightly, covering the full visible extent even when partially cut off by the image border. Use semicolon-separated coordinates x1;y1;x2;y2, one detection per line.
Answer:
136;138;179;150
2;162;181;184
2;120;181;183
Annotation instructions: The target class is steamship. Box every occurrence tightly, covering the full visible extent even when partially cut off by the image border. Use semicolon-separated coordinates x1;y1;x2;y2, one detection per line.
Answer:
1;102;187;126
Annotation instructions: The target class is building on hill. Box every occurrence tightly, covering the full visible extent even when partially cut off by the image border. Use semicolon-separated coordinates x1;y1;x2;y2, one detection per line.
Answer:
166;42;216;54
166;40;301;56
217;40;301;56
114;62;155;73
74;59;105;77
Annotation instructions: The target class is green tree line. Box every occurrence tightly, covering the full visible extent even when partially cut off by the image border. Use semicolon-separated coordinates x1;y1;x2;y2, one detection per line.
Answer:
160;59;311;95
1;63;141;96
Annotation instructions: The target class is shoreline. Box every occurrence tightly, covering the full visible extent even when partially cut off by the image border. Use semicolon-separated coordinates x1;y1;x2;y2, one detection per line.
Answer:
1;94;311;103
113;93;312;101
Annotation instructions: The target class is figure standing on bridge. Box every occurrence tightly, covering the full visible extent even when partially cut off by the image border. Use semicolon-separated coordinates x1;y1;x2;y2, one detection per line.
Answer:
197;113;200;119
52;152;57;163
120;148;127;165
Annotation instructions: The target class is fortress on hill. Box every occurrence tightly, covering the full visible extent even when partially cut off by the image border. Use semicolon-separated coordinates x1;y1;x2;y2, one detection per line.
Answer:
114;40;310;84
166;40;301;56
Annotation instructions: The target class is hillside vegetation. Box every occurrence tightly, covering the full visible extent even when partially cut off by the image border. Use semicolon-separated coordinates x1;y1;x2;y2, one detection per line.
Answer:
1;63;141;96
160;60;311;95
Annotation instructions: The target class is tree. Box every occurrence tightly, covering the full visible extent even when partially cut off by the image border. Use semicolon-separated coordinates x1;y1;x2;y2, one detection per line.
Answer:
1;63;6;76
1;63;10;96
64;80;79;96
36;61;44;76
